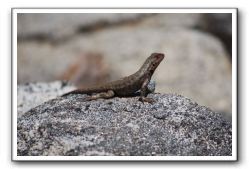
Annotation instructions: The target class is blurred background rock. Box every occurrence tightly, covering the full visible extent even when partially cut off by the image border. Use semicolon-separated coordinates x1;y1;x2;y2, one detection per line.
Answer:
17;13;232;119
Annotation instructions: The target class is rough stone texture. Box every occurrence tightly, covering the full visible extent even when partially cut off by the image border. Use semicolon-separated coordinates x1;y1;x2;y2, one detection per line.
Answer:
17;81;75;117
17;13;232;117
17;82;232;156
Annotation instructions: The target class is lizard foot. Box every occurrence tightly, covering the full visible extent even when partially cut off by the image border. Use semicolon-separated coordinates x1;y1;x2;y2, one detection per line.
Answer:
139;97;156;104
81;90;115;102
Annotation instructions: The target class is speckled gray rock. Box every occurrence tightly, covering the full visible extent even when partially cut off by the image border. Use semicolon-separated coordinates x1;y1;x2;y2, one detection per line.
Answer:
17;81;76;117
17;83;232;156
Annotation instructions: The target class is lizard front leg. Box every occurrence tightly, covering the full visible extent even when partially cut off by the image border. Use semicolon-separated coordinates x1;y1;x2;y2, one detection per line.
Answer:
139;77;156;104
84;90;115;101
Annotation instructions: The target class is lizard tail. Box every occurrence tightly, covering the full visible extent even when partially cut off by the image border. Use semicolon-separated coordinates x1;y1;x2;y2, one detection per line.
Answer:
61;89;91;97
61;87;107;97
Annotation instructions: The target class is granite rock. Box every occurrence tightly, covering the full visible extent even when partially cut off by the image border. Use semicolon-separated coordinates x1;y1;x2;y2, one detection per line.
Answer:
17;81;75;117
17;82;232;156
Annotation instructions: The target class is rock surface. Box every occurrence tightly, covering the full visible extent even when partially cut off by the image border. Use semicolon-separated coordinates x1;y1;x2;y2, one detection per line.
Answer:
17;82;232;156
17;81;75;117
17;13;151;41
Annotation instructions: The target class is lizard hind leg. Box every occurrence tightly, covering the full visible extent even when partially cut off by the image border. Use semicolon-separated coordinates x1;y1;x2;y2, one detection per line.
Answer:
83;90;115;101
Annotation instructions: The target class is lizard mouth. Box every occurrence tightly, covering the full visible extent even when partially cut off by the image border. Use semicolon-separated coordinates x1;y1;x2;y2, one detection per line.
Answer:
154;53;165;62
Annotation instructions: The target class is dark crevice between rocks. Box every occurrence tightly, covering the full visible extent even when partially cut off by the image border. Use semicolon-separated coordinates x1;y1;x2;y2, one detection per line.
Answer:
17;32;73;46
193;13;232;61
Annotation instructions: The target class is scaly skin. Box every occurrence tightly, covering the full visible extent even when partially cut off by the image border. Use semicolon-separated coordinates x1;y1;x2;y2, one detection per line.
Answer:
62;53;165;103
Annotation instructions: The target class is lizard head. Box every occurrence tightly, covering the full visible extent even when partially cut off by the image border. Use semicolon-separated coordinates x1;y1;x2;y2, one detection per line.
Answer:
147;53;165;74
137;53;165;77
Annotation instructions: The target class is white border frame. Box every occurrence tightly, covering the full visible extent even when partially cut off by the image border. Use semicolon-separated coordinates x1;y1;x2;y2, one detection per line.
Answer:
12;8;237;161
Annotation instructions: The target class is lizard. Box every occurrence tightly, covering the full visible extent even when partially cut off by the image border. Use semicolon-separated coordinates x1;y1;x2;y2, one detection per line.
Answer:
62;53;165;103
